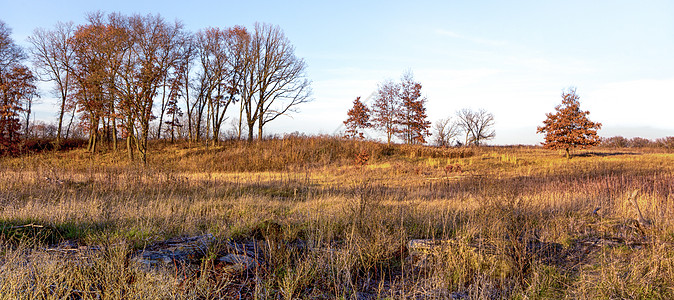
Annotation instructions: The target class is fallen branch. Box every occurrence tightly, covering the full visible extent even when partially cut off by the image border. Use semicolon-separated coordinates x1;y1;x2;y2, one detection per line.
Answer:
628;190;652;227
7;223;44;229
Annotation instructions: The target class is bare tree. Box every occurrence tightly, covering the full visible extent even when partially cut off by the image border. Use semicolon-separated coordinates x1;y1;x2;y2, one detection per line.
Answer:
193;26;248;145
69;15;109;153
240;29;260;141
120;14;184;163
434;117;460;147
226;27;249;141
28;22;76;148
247;23;311;141
456;108;495;146
172;35;198;144
371;79;400;145
0;20;25;72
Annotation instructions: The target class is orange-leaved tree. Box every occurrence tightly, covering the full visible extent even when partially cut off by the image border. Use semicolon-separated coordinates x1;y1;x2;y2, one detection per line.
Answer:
343;96;371;139
537;88;601;159
397;71;430;144
371;79;400;145
1;21;38;155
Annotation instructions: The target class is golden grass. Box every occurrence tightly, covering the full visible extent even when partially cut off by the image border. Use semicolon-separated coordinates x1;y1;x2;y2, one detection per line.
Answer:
1;136;674;298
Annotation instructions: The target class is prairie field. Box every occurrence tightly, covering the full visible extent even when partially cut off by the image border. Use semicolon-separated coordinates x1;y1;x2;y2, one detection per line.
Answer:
1;136;674;299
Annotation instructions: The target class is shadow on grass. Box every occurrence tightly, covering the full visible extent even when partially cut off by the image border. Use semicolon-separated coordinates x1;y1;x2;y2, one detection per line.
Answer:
0;219;115;246
574;151;640;157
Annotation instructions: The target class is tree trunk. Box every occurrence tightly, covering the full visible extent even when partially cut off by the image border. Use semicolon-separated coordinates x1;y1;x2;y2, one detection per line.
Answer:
184;72;193;146
112;120;118;151
156;78;168;140
258;116;263;141
111;109;118;151
88;117;99;153
238;101;244;140
89;132;98;153
565;148;570;159
136;124;148;165
170;114;176;143
24;99;32;138
194;110;202;142
247;121;255;142
127;134;134;161
126;116;135;161
55;96;65;149
205;101;211;147
65;104;77;139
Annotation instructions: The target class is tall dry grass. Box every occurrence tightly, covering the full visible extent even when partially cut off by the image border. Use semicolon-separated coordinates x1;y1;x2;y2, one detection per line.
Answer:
1;136;674;298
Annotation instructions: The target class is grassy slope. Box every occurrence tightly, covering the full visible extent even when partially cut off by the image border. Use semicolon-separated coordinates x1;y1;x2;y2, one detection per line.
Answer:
1;137;674;298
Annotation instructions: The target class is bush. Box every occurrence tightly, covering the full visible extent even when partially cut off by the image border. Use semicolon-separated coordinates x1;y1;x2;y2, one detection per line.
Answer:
629;137;653;148
655;136;674;149
601;136;629;148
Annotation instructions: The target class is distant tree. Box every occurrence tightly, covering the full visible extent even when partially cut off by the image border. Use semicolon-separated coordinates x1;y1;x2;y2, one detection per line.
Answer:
172;35;198;144
29;121;57;138
397;71;430;144
1;66;38;153
28;21;76;148
19;72;39;137
193;26;246;145
250;23;311;141
456;108;495;146
371;79;400;145
164;67;183;143
629;137;652;148
656;136;674;149
69;13;127;153
238;23;307;141
343;96;371;139
0;20;25;71
434;117;460;147
1;21;38;154
601;136;628;148
224;26;249;141
537;88;601;159
113;13;184;163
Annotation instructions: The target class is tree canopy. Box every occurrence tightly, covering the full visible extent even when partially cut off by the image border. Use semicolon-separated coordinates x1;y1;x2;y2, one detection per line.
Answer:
1;21;37;155
368;71;431;145
8;13;312;163
343;96;371;139
537;88;602;159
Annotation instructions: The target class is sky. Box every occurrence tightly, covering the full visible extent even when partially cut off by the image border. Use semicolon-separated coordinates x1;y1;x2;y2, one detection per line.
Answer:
1;0;673;145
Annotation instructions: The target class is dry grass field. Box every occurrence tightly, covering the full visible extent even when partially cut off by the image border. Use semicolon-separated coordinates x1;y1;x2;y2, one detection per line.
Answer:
1;136;674;299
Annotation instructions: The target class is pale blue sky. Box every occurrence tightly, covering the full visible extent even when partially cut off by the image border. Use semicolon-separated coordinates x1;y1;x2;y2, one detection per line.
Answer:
2;0;673;144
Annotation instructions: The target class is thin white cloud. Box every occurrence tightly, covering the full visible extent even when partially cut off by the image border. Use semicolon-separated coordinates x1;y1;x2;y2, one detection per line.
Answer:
435;29;508;47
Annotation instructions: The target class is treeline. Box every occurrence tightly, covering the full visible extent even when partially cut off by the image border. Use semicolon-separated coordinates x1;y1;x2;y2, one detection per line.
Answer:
343;71;496;147
0;13;310;161
0;21;38;155
344;71;432;145
600;136;674;149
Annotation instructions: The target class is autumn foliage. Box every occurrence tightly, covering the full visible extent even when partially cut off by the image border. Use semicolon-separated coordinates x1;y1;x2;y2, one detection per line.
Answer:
10;13;310;162
343;97;371;139
1;21;37;154
367;71;431;145
397;71;431;144
537;88;602;158
370;80;400;145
